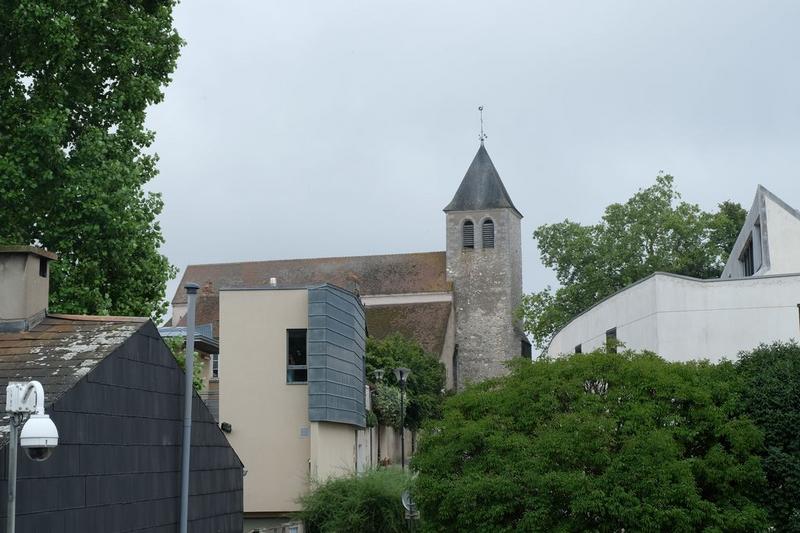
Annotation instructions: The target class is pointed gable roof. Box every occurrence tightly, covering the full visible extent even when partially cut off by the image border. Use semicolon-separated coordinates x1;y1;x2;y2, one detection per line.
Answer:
444;143;522;218
721;184;800;279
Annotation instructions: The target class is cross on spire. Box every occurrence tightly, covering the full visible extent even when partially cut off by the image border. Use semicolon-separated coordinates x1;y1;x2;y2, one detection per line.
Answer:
478;105;487;144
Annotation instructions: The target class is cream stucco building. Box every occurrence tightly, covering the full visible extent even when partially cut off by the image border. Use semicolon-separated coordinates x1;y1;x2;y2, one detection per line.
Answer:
219;283;371;530
545;185;800;361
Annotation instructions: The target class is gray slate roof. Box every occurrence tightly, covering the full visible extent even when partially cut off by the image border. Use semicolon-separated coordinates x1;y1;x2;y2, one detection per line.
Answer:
444;143;522;218
0;314;147;442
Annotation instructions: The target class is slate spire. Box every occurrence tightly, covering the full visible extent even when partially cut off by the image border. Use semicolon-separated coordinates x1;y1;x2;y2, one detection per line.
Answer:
444;144;522;218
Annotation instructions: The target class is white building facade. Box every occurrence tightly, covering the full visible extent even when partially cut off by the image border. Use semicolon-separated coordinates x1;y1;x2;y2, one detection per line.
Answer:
545;186;800;362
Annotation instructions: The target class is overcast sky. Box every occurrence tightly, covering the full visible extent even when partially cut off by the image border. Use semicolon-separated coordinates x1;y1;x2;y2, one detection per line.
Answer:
146;0;800;306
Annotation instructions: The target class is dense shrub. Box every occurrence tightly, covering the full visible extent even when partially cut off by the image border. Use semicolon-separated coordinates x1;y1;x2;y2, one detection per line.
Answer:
736;342;800;531
298;468;412;533
413;351;768;532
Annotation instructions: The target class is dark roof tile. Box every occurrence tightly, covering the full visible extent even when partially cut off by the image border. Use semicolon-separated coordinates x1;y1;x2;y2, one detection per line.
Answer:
444;143;521;217
0;315;147;442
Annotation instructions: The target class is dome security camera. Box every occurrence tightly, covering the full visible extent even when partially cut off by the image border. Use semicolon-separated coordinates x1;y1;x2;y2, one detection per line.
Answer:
20;413;59;462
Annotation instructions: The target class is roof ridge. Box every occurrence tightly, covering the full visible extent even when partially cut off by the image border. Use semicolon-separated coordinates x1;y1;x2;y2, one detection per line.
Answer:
180;250;446;269
47;313;148;323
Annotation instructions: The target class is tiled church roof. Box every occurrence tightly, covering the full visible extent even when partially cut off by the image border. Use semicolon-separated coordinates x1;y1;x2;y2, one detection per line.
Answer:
172;251;448;305
365;302;451;356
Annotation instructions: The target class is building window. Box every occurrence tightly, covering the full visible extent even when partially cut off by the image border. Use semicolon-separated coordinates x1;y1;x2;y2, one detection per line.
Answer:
211;353;219;379
38;257;47;278
605;328;617;353
521;339;531;358
287;329;308;383
740;237;755;276
575;344;582;354
482;219;495;248
462;220;475;248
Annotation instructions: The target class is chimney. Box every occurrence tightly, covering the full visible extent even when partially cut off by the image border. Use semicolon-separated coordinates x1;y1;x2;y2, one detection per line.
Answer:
0;246;58;332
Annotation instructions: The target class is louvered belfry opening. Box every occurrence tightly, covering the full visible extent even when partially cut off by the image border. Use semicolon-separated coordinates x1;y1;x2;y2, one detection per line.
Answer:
482;219;494;248
462;220;475;248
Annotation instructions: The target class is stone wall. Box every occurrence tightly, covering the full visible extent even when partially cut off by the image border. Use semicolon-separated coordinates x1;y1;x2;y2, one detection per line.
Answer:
446;207;523;387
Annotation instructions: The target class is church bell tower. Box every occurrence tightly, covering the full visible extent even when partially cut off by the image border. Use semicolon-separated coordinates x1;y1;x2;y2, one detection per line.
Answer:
444;141;527;388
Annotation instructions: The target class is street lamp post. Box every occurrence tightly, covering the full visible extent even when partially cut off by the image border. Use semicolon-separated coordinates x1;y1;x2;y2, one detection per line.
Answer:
5;380;59;533
373;369;385;466
393;367;411;471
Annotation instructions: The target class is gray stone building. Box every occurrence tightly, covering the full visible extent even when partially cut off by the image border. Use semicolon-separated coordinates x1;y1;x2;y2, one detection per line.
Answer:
171;143;529;389
444;142;529;385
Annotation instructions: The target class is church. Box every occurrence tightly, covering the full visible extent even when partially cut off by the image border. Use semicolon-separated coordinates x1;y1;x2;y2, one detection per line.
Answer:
169;142;530;390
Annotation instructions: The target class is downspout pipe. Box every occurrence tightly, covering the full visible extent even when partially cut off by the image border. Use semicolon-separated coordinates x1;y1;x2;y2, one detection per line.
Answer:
179;283;199;533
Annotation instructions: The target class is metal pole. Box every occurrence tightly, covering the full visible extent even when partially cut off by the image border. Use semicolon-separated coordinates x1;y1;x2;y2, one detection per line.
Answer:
179;283;199;533
6;414;19;533
400;383;405;471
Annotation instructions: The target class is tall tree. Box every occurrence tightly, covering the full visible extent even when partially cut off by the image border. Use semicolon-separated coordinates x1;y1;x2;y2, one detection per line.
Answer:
736;342;800;531
0;1;182;320
519;175;746;349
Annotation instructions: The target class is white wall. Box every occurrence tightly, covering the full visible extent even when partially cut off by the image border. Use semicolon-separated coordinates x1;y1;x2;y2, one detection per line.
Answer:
547;275;659;356
764;195;800;275
546;273;800;362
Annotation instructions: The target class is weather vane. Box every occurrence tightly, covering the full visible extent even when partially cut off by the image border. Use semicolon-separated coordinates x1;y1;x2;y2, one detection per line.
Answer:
478;105;487;143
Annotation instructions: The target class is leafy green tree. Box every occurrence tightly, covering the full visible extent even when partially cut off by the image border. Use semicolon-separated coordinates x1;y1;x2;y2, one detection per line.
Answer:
519;175;747;349
736;342;800;531
298;468;413;533
413;351;768;532
0;1;183;320
366;334;446;431
164;336;204;392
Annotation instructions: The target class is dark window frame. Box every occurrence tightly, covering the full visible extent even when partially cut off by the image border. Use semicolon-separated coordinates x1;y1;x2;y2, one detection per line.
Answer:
605;328;618;354
740;235;755;277
286;329;308;384
521;338;532;358
482;218;495;248
462;220;475;249
211;353;219;380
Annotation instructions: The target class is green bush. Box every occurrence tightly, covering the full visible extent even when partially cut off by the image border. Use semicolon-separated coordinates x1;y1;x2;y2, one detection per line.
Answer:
298;468;412;533
413;351;768;532
366;334;445;431
736;342;800;531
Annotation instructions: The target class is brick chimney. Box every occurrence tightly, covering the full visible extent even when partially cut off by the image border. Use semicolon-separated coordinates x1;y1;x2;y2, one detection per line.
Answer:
0;246;58;332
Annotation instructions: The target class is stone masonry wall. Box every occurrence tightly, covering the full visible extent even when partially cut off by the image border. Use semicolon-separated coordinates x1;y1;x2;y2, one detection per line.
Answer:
446;207;523;387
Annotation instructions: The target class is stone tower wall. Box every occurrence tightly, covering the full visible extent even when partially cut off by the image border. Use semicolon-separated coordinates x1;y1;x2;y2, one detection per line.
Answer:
446;207;523;387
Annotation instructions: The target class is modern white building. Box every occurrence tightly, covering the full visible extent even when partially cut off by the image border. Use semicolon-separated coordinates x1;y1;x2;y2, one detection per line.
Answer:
545;185;800;362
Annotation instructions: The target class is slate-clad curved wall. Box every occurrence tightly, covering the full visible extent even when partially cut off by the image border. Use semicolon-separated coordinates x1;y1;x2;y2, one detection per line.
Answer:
307;285;366;427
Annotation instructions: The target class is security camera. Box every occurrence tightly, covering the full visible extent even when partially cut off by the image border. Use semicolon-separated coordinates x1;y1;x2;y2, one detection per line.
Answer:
20;413;59;461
